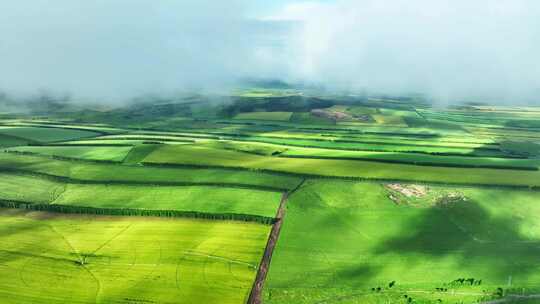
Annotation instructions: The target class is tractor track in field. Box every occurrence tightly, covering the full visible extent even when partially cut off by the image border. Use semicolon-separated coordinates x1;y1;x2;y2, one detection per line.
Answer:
247;179;306;304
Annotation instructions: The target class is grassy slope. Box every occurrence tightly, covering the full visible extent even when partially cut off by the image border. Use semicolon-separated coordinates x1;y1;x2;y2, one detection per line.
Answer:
265;180;540;304
0;209;270;304
7;146;133;162
0;126;99;142
142;144;540;187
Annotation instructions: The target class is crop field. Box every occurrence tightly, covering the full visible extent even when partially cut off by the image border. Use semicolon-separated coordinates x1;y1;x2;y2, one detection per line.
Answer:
141;144;540;187
0;172;282;217
0;126;100;143
6;145;133;162
0;134;29;148
0;94;539;304
234;112;293;121
0;209;270;304
0;153;301;191
264;180;540;304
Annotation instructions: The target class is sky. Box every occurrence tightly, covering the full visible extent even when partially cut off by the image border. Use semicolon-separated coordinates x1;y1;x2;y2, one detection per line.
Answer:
1;0;539;104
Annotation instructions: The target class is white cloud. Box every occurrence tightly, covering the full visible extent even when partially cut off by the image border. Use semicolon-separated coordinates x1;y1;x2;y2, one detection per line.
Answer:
280;0;540;103
1;0;539;104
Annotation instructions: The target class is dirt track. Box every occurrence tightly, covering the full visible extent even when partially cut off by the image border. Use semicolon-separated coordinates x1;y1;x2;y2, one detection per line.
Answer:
247;179;305;304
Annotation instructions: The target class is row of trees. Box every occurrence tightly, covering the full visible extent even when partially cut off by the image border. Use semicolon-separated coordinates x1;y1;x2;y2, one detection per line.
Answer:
282;154;537;171
143;161;540;191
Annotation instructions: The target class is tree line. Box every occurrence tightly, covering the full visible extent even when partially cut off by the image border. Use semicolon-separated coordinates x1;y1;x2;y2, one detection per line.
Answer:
0;200;276;225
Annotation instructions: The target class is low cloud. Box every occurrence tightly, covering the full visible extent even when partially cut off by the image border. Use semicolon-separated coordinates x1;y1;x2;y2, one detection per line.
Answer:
0;0;277;102
278;0;540;104
1;0;539;104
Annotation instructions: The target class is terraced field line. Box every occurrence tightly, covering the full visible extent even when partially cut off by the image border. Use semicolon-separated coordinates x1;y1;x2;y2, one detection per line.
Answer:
247;179;306;304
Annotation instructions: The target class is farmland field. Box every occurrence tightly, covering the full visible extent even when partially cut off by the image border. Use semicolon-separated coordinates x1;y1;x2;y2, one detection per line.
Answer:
141;144;540;187
234;112;293;121
6;145;133;162
0;126;100;143
264;180;540;304
0;92;539;304
0;209;270;304
0;172;282;217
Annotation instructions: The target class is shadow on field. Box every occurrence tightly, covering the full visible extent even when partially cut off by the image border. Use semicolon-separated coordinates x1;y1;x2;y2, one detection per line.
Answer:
375;199;540;280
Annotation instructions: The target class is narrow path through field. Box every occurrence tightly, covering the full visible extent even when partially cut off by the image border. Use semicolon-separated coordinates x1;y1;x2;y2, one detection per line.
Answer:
247;179;305;304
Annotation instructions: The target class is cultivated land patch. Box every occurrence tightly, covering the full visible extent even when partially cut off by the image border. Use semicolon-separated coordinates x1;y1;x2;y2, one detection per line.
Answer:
264;180;540;304
0;134;30;148
234;112;293;121
6;145;133;162
0;152;301;191
0;171;283;218
0;126;99;143
1;101;540;304
0;209;270;304
141;144;540;187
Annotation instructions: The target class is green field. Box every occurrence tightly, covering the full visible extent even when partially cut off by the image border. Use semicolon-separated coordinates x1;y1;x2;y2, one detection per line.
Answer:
0;126;99;143
234;112;293;121
0;134;30;147
141;144;540;187
0;152;301;191
1;94;539;304
6;145;133;162
0;172;282;217
0;209;270;304
122;144;162;164
265;180;540;304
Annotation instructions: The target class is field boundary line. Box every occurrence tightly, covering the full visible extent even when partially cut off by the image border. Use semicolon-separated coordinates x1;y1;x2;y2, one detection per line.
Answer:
141;162;540;191
248;178;306;304
0;200;276;225
277;154;537;171
0;167;289;193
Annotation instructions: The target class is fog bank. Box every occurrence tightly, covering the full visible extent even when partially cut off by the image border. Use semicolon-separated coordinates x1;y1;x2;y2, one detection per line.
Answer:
1;0;539;104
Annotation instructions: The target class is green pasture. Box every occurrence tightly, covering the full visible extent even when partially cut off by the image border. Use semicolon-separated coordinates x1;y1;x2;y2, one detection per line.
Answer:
280;146;540;169
0;134;29;148
371;114;407;126
7;145;133;162
264;180;540;304
122;144;162;164
54;183;281;217
233;112;293;121
0;152;301;191
232;135;505;157
0;126;99;143
141;144;540;187
290;112;334;125
0;210;269;304
0;172;282;217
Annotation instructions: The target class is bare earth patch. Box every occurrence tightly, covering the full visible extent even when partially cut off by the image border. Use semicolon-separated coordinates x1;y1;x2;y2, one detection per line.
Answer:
384;183;466;207
385;183;428;198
